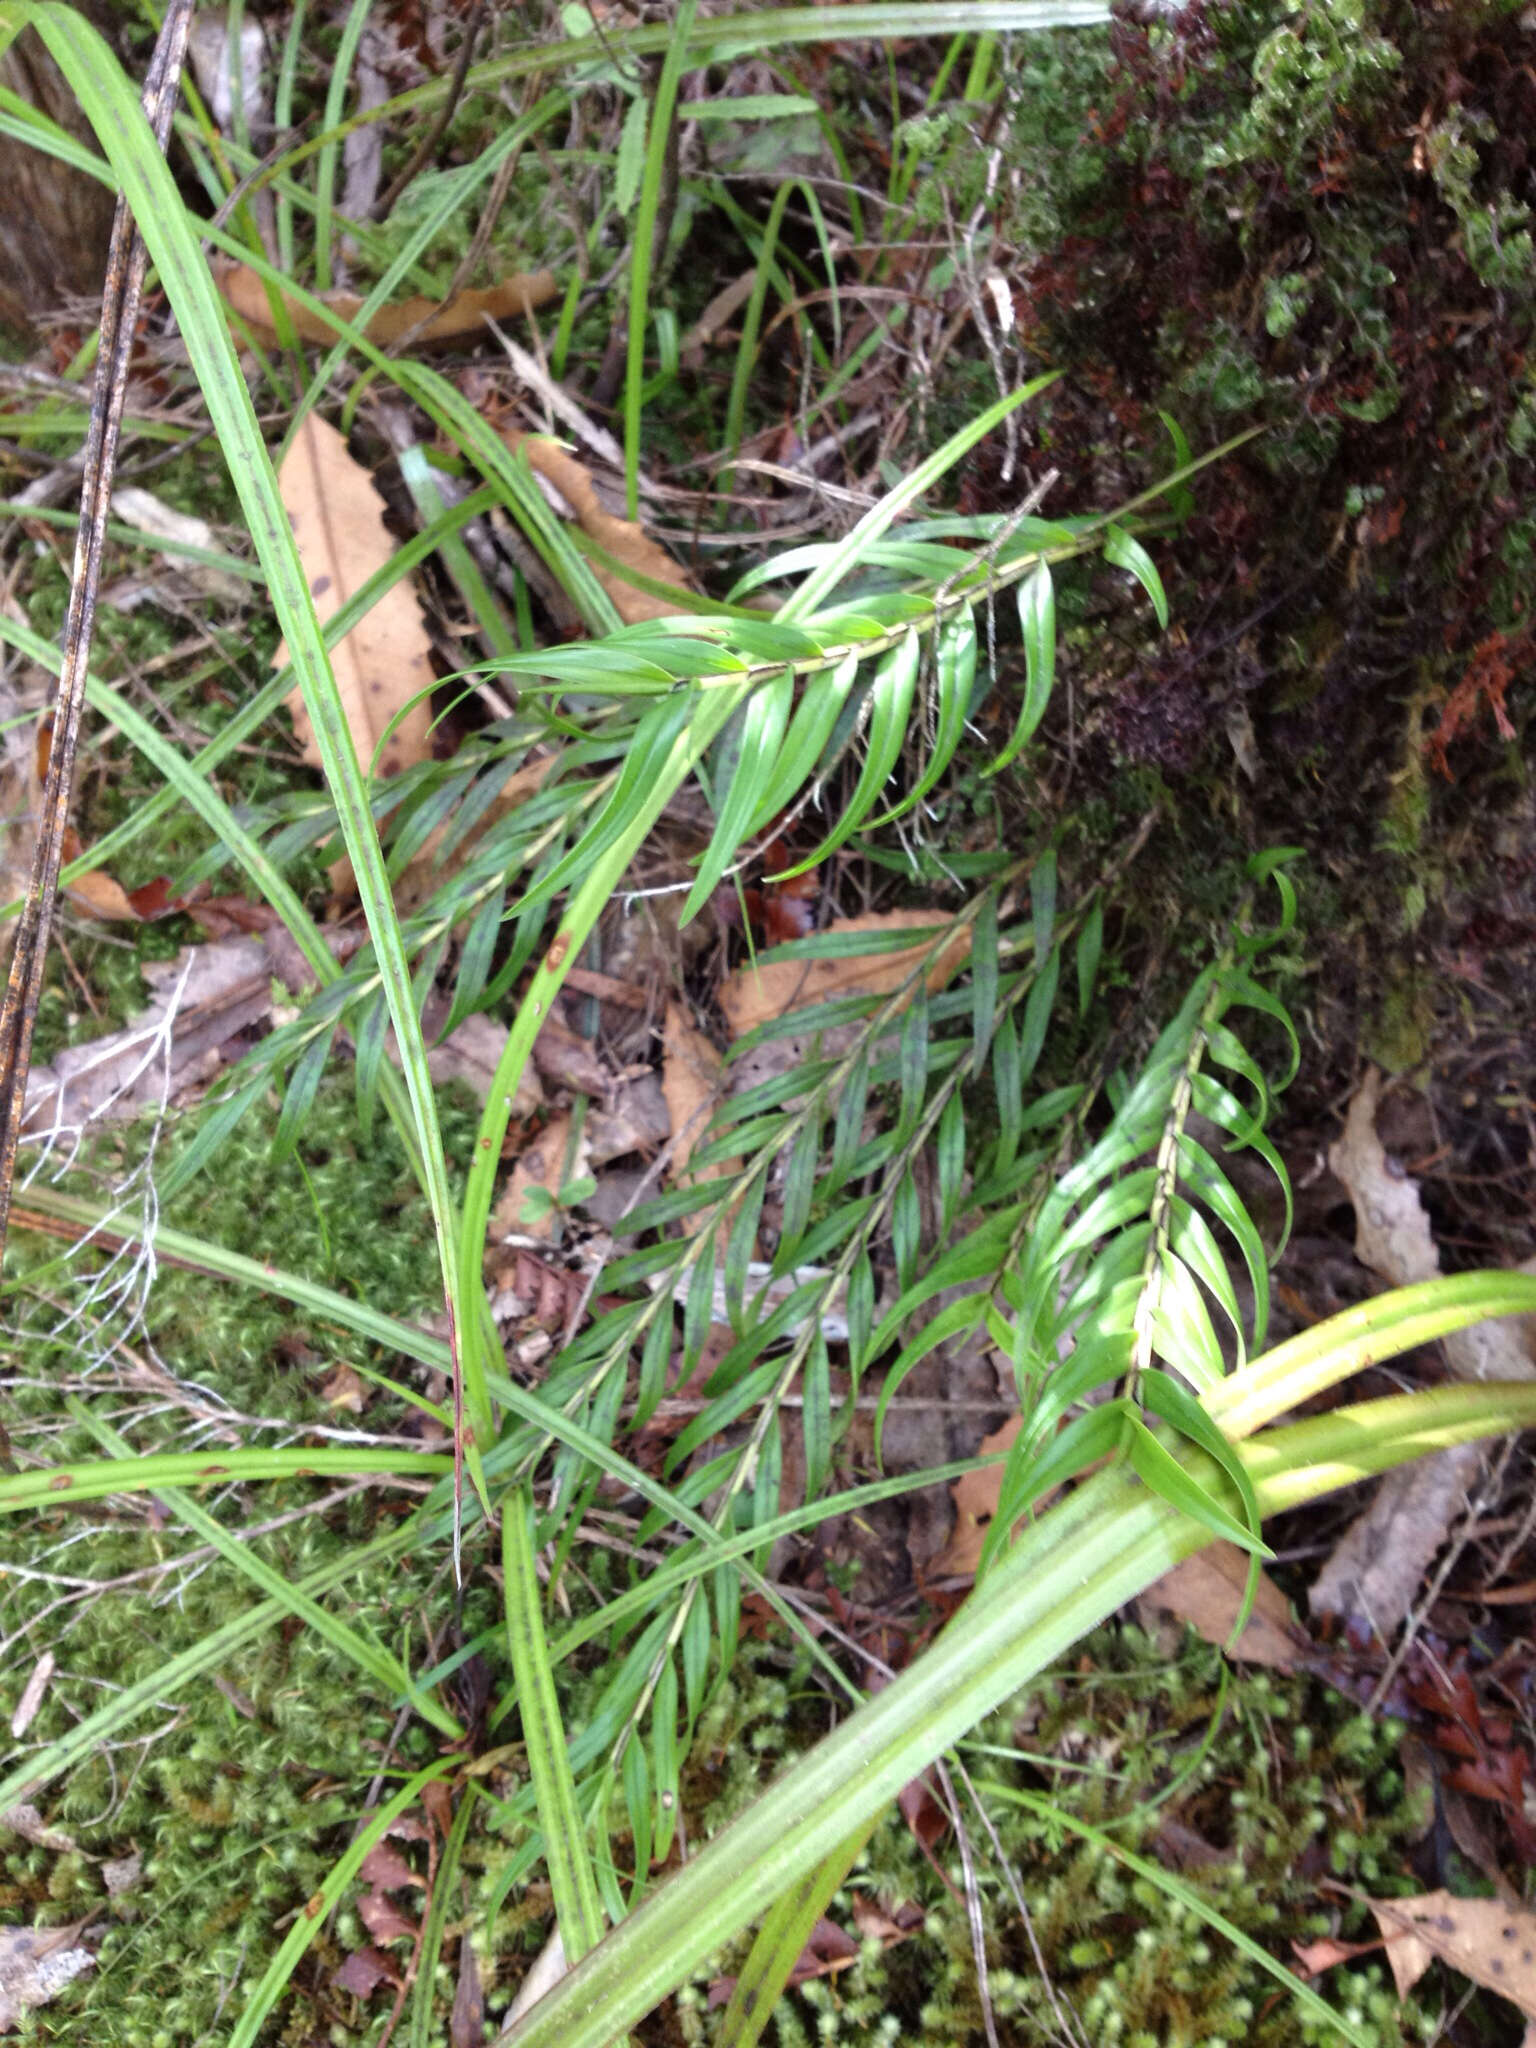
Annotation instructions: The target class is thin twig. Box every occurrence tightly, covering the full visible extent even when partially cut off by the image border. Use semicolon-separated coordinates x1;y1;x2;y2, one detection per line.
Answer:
0;0;196;1261
371;0;488;222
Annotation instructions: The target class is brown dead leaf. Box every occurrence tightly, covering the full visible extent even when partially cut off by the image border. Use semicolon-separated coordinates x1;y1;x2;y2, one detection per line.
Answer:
719;911;973;1039
275;413;434;781
1312;1070;1535;1640
333;1945;401;1999
216;260;558;349
897;1773;949;1852
1369;1890;1536;2020
506;1931;567;2029
1330;1069;1534;1385
450;1932;484;2048
0;1802;71;1853
318;1364;369;1413
8;1653;54;1740
490;1113;589;1243
927;1414;1023;1581
1292;1934;1383;1976
662;1001;729;1182
0;1921;93;2032
23;935;274;1132
61;857;140;921
357;1840;424;1893
358;1890;417;1944
530;1011;611;1098
1138;1541;1302;1668
506;431;692;624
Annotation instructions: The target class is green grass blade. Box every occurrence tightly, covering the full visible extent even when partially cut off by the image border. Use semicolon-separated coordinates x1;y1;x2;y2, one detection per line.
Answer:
503;1488;607;1960
717;1819;878;2048
65;1400;462;1736
312;0;370;291
10;4;485;1461
227;1760;457;2048
625;0;697;520
0;1520;422;1814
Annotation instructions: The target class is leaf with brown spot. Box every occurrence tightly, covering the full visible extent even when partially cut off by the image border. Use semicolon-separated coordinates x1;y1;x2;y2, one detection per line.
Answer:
215;259;559;349
1369;1890;1536;2020
274;413;435;783
507;431;693;624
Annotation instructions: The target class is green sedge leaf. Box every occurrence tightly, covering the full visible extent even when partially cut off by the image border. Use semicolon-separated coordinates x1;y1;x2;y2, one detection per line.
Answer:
653;1655;681;1861
616;91;648;214
1031;850;1057;968
681;1583;712;1722
1139;1369;1266;1558
979;1402;1127;1576
683;667;794;924
1124;1414;1266;1555
1149;1250;1226;1392
271;1027;334;1164
989;561;1055;772
1103;524;1169;629
803;1330;832;1502
774;628;920;876
1076;900;1103;1018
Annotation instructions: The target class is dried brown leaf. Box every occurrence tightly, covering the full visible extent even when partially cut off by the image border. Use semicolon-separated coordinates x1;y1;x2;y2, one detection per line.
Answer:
357;1840;423;1893
1369;1889;1536;2019
0;1801;71;1852
529;1012;611;1098
490;1113;588;1243
7;1653;54;1740
215;259;558;348
358;1890;417;1944
1314;1071;1535;1638
450;1933;484;2048
507;431;692;624
1138;1541;1302;1668
927;1414;1023;1582
333;1945;400;1999
318;1364;369;1413
274;413;434;781
661;1001;727;1182
0;1921;93;2032
719;911;972;1039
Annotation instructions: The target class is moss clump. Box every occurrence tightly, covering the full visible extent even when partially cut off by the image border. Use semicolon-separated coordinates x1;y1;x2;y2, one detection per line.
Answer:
759;1626;1427;2047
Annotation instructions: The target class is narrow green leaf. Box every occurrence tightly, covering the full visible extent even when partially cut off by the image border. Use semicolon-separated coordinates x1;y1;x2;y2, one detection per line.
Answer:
1076;900;1103;1018
717;1820;877;2048
1124;1415;1264;1555
652;1655;681;1861
989;560;1055;771
615;90;648;213
503;1489;606;1962
1103;523;1169;629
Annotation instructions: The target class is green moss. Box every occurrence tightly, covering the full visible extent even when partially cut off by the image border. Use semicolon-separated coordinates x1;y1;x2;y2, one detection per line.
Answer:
758;1629;1427;2047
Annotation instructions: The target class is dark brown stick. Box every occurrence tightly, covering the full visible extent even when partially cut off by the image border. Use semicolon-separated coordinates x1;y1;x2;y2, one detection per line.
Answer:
0;0;196;1261
371;0;488;223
